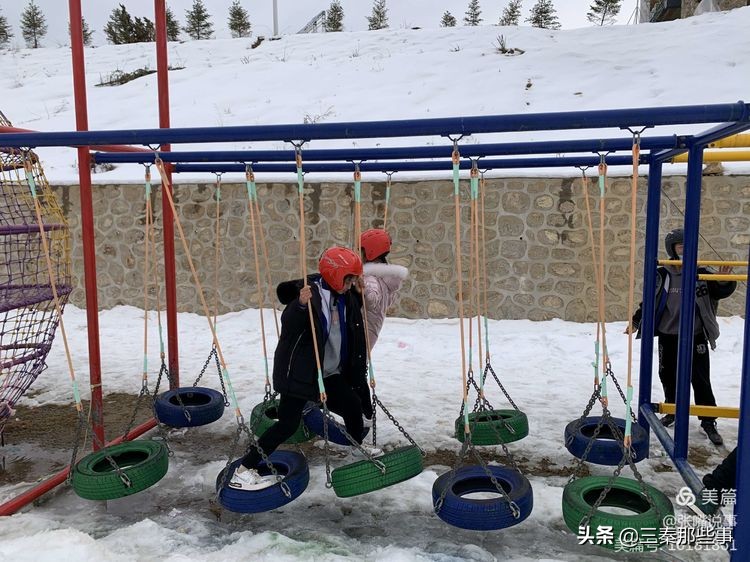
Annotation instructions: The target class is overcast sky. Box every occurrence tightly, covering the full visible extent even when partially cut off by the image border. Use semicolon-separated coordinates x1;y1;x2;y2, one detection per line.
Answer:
0;1;642;48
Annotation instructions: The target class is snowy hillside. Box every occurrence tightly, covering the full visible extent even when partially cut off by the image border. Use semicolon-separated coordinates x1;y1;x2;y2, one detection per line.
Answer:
1;8;749;182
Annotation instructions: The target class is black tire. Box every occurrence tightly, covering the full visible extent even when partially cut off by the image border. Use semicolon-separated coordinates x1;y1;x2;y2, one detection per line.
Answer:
331;445;423;498
154;387;225;428
71;441;169;501
216;450;309;513
562;476;674;550
250;399;311;444
564;417;648;465
432;464;533;530
302;403;369;446
454;409;529;445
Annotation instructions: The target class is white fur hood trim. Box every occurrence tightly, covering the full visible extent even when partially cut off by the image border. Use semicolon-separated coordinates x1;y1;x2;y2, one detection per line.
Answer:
363;263;408;280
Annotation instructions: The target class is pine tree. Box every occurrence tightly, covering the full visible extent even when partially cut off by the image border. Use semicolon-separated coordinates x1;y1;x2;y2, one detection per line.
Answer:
104;4;134;45
166;7;180;41
132;16;155;42
499;0;523;26
183;0;214;40
587;0;621;25
366;0;389;30
69;17;94;46
527;0;560;29
440;11;457;27
0;8;13;47
464;0;482;25
20;0;48;49
324;0;345;32
228;1;251;38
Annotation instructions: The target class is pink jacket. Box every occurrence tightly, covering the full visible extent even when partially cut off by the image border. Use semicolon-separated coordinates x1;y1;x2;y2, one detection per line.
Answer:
362;263;408;350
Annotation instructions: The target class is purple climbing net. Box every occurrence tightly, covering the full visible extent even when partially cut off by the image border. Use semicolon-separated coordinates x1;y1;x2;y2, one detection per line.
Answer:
1;111;72;432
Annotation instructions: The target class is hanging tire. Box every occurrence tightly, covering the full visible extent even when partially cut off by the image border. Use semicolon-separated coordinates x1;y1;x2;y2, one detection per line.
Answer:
154;387;225;428
454;409;529;445
432;464;533;530
562;476;674;550
564;416;648;465
216;450;309;513
250;399;311;444
331;445;423;498
302;403;370;446
71;440;169;501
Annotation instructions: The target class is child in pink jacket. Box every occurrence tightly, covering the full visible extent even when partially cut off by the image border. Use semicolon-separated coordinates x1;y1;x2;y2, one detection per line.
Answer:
360;229;409;351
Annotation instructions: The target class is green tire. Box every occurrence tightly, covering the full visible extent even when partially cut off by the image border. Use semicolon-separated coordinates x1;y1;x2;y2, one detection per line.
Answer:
331;445;423;498
250;399;311;444
71;440;169;501
562;476;674;550
454;409;529;445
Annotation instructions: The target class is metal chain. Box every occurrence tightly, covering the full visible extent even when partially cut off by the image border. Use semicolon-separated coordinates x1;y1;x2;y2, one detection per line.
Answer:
565;384;602;448
323;402;333;488
371;391;378;447
568;389;609;483
66;411;87;484
472;395;521;473
434;438;471;513
469;444;521;519
316;404;387;472
605;362;638;424
211;346;230;407
373;394;424;454
485;362;520;411
234;420;292;498
153;359;191;424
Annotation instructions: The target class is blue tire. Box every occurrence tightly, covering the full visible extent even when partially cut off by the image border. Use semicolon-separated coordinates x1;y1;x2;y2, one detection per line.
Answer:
216;450;309;513
302;403;369;446
154;387;225;428
564;416;648;466
432;465;533;530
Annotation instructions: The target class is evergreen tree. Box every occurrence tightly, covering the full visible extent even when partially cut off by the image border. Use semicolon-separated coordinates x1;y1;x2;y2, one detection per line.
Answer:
132;16;155;42
464;0;482;26
587;0;621;25
324;0;345;32
104;4;134;45
366;0;389;30
184;0;214;40
440;11;457;27
228;1;252;38
20;0;48;49
166;7;180;41
0;8;13;47
499;0;523;26
69;17;94;46
527;0;560;29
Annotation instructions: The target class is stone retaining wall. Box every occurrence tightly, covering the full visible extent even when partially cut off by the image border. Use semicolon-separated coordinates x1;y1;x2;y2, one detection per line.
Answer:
52;175;749;322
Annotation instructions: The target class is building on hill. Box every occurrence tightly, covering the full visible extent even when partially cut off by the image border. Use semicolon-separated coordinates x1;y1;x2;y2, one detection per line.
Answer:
647;0;748;22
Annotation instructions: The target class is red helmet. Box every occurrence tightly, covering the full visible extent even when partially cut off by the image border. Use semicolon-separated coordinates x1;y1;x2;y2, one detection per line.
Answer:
360;229;392;262
318;246;363;292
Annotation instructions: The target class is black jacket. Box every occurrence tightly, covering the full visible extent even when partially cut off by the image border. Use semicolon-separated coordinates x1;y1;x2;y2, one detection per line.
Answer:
631;266;736;348
272;274;368;401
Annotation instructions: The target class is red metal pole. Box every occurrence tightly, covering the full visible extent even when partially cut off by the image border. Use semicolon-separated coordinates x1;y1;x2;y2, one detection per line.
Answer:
68;0;105;449
0;419;157;516
154;0;179;387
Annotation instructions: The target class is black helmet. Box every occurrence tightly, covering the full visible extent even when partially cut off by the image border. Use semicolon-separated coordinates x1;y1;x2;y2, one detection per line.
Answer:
665;228;684;260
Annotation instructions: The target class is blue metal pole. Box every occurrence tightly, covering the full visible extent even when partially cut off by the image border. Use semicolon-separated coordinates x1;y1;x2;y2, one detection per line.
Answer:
653;119;750;162
637;159;663;445
173;155;642;174
0;103;747;147
731;242;750;561
673;145;704;461
92;135;682;164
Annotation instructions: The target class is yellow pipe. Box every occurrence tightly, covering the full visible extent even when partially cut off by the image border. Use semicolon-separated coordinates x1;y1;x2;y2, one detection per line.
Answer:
709;133;750;149
657;403;739;419
697;273;747;281
659;260;748;267
672;149;750;163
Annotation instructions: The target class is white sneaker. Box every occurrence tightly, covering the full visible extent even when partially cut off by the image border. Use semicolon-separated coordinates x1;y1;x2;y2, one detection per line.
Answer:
349;445;383;459
362;416;373;429
228;465;276;491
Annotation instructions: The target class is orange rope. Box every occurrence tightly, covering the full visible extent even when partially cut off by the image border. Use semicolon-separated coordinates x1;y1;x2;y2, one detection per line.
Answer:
597;160;610;408
252;193;280;338
472;166;483;375
213;175;221;330
452;146;469;433
142;170;152;385
479;173;490;364
581;170;602;388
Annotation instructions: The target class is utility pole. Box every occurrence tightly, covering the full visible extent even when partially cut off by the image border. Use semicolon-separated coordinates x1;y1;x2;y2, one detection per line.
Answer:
273;0;279;35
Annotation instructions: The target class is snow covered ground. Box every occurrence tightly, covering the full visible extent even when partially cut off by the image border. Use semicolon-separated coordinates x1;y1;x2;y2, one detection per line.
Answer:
1;6;749;562
0;305;745;561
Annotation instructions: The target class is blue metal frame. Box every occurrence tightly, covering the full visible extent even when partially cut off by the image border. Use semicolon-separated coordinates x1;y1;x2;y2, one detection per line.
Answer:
91;136;683;164
174;155;643;174
734;244;750;561
0;102;747;147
